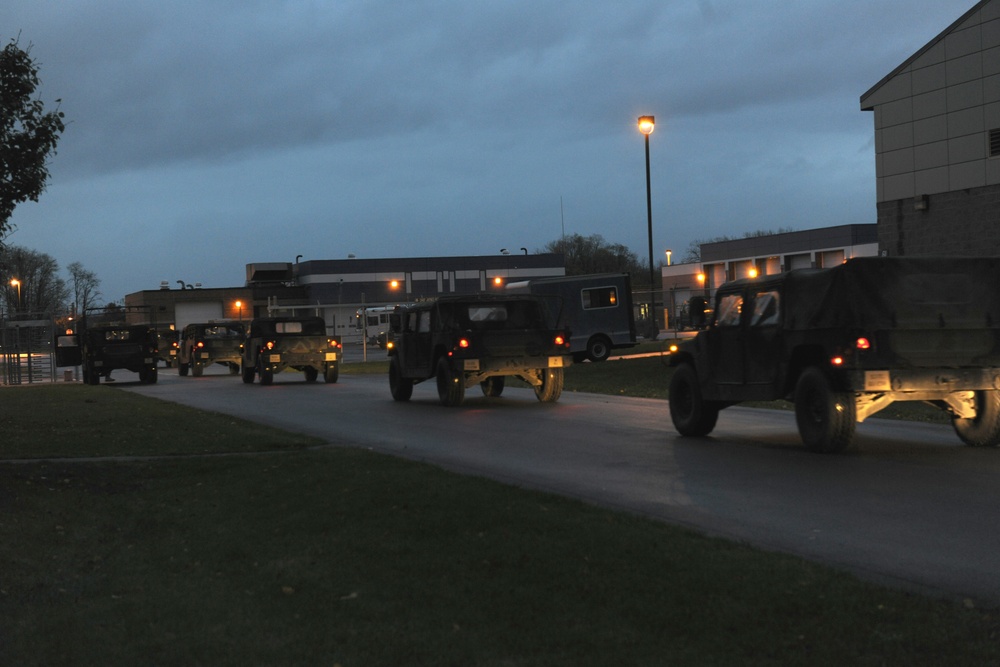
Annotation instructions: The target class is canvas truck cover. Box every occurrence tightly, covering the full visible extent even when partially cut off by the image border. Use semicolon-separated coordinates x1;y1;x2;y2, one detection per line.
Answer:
780;257;1000;366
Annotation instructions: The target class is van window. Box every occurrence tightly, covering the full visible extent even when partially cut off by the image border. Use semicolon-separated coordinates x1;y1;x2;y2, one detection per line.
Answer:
582;286;618;309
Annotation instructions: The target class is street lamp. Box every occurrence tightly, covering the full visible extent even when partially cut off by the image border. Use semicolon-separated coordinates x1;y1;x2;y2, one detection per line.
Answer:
10;278;21;313
638;115;657;337
235;300;243;323
665;249;672;266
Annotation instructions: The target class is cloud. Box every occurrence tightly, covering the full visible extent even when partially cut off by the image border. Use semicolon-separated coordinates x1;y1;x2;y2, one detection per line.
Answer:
0;0;971;302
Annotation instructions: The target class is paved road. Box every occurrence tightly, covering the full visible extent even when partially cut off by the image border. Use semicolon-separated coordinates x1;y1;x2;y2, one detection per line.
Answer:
122;365;1000;606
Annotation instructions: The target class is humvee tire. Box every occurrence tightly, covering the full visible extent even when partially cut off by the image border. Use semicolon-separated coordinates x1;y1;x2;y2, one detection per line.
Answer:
794;366;856;453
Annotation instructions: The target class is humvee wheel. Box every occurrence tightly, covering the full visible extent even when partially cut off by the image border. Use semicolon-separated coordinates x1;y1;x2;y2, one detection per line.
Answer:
241;362;255;384
794;366;856;453
324;362;339;384
481;376;505;397
178;362;189;377
258;359;274;386
191;361;203;377
436;357;465;406
304;367;319;383
228;363;240;375
534;368;564;403
139;366;158;384
586;335;612;362
389;356;413;401
952;390;1000;447
668;363;719;436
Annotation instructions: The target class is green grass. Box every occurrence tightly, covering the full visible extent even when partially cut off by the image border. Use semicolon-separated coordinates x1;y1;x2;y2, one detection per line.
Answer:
1;385;996;665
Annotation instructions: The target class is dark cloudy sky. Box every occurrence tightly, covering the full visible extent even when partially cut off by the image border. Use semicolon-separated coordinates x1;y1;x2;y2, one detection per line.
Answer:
2;1;971;303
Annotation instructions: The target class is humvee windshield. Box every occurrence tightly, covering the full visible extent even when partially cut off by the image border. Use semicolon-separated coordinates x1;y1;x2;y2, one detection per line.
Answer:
203;324;244;339
452;301;542;330
271;320;325;335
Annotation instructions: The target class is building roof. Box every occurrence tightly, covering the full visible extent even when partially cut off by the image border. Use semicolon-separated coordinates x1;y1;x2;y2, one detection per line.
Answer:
700;224;877;263
860;0;991;109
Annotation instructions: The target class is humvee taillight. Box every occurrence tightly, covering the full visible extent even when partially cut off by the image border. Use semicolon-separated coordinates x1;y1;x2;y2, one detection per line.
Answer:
554;335;566;346
856;337;871;350
458;338;470;348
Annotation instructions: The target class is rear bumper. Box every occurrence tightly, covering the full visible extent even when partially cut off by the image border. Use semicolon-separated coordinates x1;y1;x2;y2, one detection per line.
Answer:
455;355;571;374
847;367;1000;393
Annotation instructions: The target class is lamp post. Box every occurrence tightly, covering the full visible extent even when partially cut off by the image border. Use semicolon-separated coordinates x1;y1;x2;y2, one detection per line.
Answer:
235;300;243;323
10;278;21;314
638;115;657;337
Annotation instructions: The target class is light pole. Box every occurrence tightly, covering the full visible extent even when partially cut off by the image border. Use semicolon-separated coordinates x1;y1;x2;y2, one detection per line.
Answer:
638;115;657;337
10;278;21;314
235;300;243;323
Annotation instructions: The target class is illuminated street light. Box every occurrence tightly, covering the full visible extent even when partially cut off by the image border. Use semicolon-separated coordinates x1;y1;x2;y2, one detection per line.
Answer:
638;115;657;337
235;300;243;323
10;278;21;313
665;249;672;266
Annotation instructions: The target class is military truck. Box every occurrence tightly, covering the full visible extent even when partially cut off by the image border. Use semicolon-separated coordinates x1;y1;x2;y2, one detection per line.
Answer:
177;321;245;377
78;324;159;384
155;328;179;368
241;316;341;385
387;294;572;406
667;257;1000;453
55;307;159;384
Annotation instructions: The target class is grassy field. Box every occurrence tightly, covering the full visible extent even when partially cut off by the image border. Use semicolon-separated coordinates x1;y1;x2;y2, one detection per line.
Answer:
0;363;992;665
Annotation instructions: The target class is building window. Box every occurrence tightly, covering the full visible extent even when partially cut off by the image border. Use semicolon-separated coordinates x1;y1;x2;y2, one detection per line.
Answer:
991;128;1000;158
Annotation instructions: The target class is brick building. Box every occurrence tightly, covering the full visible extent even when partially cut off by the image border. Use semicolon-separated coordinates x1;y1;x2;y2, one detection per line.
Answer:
860;0;1000;256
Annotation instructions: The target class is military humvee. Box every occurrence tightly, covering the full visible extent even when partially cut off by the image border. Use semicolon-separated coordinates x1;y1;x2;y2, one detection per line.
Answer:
82;325;159;384
241;316;340;385
56;307;159;384
668;257;1000;453
177;321;245;377
387;294;572;406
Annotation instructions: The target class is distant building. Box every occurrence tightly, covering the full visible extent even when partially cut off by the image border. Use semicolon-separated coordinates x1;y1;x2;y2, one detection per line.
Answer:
860;0;1000;256
126;253;565;343
661;224;878;328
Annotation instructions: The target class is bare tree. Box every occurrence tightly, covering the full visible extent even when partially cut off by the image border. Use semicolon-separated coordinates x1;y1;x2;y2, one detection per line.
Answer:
67;261;101;316
1;244;68;315
540;234;651;286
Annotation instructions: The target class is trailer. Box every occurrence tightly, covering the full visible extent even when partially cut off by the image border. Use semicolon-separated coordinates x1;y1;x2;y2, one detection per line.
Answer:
505;273;637;362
